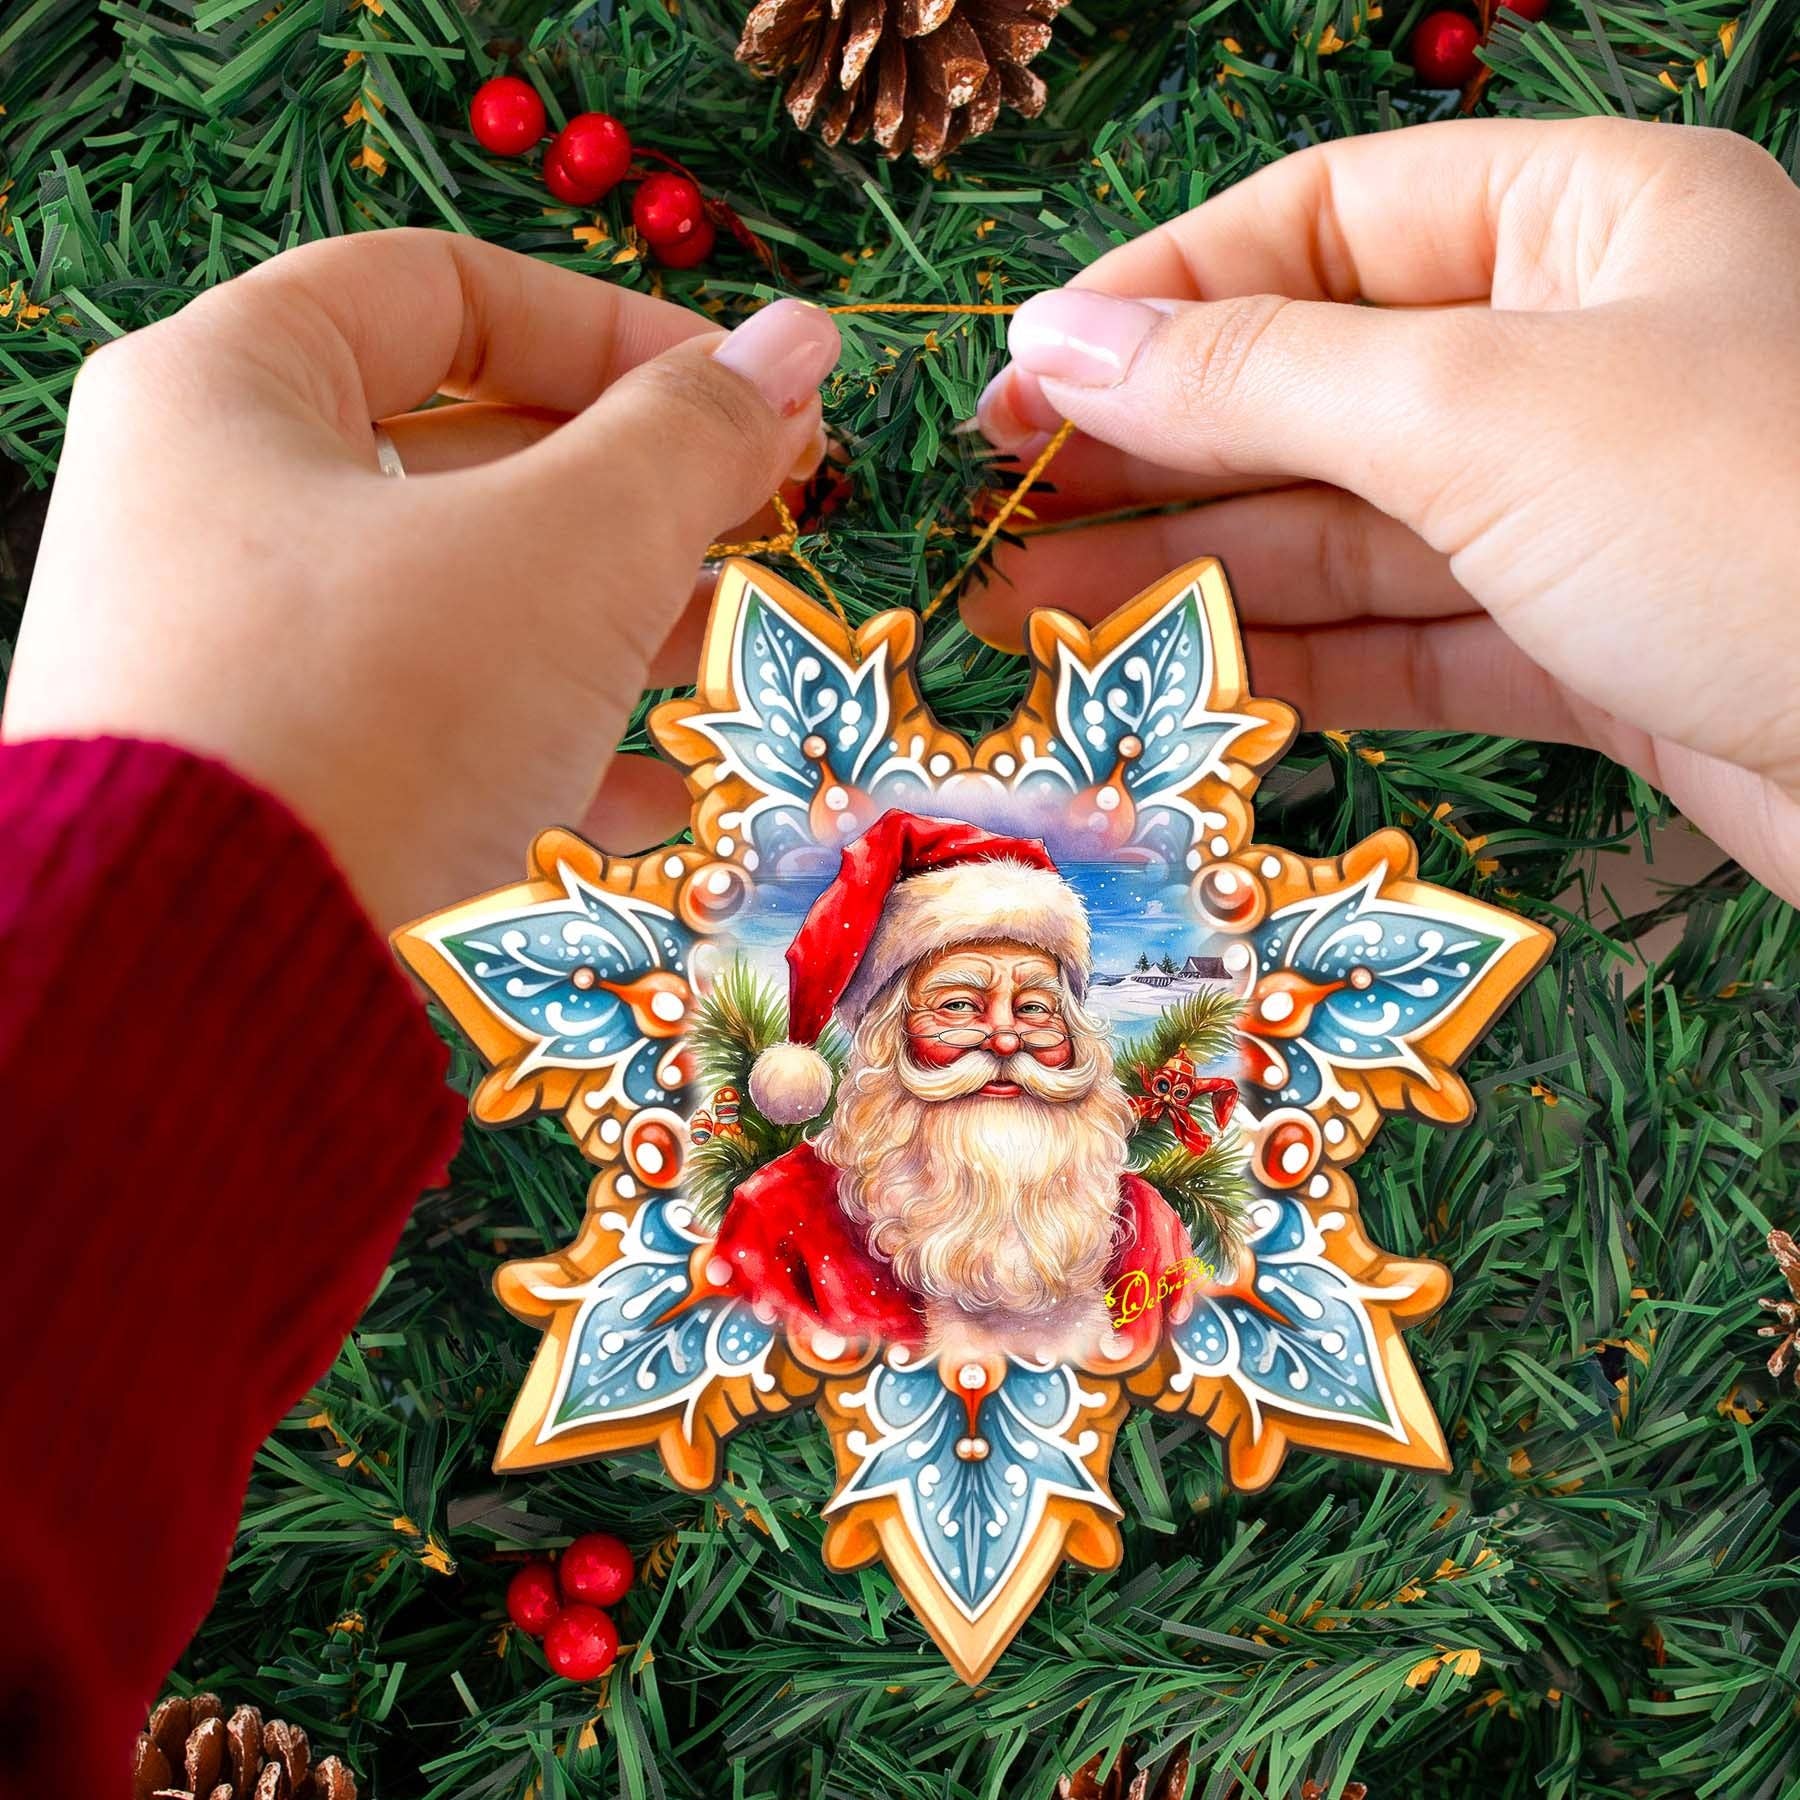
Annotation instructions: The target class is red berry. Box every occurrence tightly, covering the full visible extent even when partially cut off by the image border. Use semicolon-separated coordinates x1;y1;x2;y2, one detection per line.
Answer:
633;172;706;251
542;144;588;205
543;1603;619;1681
469;76;546;158
1410;10;1483;84
653;217;716;269
560;1533;635;1607
1497;0;1550;18
542;112;631;205
505;1562;562;1637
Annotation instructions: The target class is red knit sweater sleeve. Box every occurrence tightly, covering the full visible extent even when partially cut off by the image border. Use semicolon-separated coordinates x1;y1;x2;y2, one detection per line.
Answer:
0;737;465;1798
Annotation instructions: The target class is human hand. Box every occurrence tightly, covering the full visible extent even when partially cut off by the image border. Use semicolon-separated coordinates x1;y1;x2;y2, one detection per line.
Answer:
973;119;1800;905
2;231;839;929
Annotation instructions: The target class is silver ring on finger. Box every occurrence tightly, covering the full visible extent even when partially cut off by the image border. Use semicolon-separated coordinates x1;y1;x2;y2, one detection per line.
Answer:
372;423;406;478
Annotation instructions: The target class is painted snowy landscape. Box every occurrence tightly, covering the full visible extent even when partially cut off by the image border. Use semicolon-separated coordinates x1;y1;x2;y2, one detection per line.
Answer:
1086;957;1237;1027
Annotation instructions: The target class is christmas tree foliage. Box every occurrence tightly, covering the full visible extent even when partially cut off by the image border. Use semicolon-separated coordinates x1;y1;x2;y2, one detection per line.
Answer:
4;1;1800;1796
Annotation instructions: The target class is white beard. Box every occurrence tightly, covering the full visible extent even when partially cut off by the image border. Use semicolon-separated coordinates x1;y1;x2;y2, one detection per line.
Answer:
814;986;1135;1360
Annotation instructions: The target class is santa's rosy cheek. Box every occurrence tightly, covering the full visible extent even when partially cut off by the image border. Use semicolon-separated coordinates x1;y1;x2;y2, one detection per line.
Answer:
905;1024;971;1069
1029;1036;1073;1069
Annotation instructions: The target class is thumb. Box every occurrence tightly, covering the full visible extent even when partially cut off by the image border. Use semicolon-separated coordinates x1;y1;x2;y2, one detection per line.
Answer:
502;296;839;561
1002;287;1485;527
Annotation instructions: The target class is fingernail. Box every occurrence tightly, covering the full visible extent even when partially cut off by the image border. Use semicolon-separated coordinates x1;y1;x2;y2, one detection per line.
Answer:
973;365;1058;452
1007;290;1162;388
714;298;841;417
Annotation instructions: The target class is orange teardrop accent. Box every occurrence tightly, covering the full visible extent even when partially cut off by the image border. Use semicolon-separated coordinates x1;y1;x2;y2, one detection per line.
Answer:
596;969;691;1039
1247;969;1349;1039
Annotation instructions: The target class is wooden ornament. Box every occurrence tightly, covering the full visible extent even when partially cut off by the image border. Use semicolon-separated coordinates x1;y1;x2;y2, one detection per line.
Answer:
394;557;1553;1683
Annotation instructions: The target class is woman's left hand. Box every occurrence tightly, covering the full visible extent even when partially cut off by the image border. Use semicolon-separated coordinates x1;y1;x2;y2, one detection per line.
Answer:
3;230;840;929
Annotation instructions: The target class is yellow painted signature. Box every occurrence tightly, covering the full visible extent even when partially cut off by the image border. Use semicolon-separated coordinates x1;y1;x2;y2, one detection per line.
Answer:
1104;1255;1218;1328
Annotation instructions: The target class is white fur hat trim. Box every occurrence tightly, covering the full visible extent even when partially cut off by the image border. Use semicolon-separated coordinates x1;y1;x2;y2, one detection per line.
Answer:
837;855;1090;1025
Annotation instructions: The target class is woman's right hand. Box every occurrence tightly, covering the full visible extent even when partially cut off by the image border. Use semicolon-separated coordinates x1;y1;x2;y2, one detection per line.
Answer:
973;119;1800;904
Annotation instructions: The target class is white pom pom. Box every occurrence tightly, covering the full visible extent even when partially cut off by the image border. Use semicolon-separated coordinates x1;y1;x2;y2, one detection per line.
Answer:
749;1041;834;1124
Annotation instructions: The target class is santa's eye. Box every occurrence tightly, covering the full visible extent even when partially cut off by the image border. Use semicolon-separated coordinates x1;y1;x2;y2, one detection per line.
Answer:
1017;998;1053;1017
939;997;981;1014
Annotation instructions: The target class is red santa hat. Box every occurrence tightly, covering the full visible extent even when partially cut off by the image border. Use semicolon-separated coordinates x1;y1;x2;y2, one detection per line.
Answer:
748;810;1092;1126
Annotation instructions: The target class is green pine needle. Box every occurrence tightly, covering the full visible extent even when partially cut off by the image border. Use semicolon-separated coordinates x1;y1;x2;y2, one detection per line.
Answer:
687;955;793;1098
1131;1133;1253;1266
685;1124;770;1230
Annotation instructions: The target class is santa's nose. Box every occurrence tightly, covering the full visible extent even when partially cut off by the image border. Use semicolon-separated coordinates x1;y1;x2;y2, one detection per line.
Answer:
987;1029;1021;1055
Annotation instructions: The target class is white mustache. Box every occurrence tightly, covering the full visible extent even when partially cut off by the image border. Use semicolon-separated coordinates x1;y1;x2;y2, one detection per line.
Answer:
900;1047;1097;1104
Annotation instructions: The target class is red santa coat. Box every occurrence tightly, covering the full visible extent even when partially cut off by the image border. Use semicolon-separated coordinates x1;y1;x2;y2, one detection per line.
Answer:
714;1141;1195;1360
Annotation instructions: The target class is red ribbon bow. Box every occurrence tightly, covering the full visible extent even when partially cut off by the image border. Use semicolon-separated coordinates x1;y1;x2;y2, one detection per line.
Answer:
1130;1050;1237;1155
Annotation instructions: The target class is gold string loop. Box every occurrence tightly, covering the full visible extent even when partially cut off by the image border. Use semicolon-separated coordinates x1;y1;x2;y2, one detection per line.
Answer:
703;300;1073;651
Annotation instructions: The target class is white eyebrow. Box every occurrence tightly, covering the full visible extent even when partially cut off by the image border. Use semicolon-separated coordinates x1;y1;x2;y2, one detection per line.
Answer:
916;958;1000;997
916;955;1062;1000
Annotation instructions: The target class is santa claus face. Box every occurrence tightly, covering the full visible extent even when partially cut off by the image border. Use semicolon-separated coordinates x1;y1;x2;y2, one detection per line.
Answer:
818;937;1137;1350
901;942;1075;1096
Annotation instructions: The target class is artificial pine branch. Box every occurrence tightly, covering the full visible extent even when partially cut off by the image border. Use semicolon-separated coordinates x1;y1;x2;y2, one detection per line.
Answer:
7;1;1800;1795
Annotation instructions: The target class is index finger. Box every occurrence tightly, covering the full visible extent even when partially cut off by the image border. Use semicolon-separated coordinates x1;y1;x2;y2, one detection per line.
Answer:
179;228;718;431
1070;117;1643;307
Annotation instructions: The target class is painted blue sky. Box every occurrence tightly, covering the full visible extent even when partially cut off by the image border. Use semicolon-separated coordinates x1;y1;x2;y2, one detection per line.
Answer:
728;858;1210;987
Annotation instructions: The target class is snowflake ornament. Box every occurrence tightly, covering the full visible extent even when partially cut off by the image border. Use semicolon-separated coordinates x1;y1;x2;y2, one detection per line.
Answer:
396;557;1551;1683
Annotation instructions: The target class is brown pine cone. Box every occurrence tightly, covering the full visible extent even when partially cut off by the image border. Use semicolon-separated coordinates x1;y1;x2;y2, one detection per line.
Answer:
1757;1227;1800;1387
738;0;1069;164
135;1694;357;1800
1055;1743;1191;1800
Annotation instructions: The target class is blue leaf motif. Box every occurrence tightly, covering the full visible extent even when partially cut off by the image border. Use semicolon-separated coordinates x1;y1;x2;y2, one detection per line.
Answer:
829;1358;1116;1618
432;866;693;1102
546;1198;778;1436
1247;864;1513;1108
1172;1193;1400;1435
684;584;895;838
1046;584;1260;836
